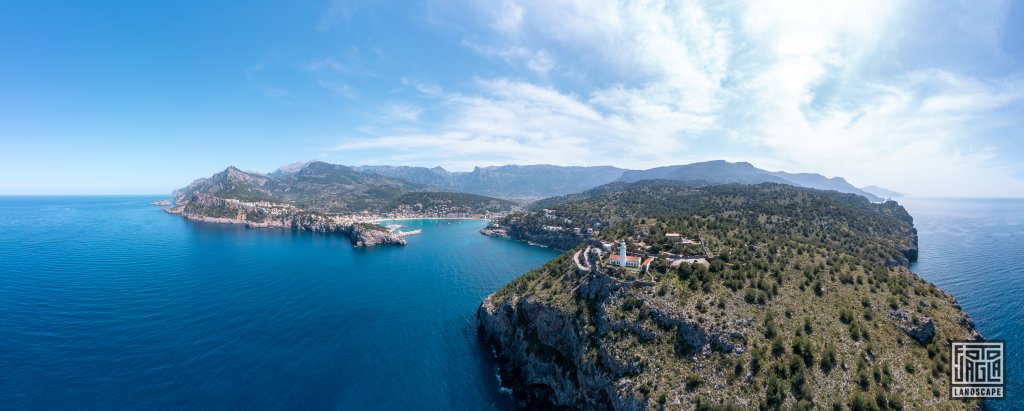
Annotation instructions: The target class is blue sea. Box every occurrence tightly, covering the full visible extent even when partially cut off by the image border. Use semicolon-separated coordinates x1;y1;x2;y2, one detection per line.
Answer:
0;196;558;410
1;196;1022;409
901;198;1024;409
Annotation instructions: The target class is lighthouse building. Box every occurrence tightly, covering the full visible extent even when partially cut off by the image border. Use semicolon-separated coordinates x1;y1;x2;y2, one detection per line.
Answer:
609;240;641;267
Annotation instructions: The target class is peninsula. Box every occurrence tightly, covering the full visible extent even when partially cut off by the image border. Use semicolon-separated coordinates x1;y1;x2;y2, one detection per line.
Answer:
478;182;981;410
165;162;517;246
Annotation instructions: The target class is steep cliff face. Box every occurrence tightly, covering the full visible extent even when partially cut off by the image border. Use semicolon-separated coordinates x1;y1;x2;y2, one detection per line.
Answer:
479;254;753;410
350;223;406;246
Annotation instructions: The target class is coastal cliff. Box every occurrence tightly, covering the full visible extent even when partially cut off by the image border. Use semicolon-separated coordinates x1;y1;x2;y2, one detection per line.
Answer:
478;183;980;410
480;222;583;251
164;162;520;247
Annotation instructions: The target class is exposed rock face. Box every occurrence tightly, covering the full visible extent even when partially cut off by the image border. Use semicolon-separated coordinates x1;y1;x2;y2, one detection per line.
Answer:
479;224;509;239
478;261;741;409
890;310;937;344
479;291;621;409
480;222;583;251
350;224;406;246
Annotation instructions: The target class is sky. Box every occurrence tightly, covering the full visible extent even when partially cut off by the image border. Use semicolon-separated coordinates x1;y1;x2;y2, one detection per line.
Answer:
2;1;1023;196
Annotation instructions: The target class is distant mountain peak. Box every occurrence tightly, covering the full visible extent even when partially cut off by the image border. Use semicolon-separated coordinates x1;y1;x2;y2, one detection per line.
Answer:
617;160;883;202
861;185;904;198
270;161;312;175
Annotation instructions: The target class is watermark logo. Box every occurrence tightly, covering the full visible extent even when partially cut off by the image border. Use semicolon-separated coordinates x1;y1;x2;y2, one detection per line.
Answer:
951;341;1005;399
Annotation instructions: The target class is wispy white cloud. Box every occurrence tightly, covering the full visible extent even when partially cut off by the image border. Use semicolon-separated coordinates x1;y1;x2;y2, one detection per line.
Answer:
462;40;555;76
305;47;380;79
317;80;356;99
382;103;423;122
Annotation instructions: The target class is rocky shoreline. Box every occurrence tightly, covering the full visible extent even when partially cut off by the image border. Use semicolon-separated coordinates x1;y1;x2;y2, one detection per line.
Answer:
479;222;579;252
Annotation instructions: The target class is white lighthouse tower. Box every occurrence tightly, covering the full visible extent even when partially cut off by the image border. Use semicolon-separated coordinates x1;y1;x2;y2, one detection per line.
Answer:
619;240;627;267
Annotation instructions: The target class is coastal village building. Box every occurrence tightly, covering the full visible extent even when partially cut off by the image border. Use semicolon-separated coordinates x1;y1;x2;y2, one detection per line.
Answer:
666;232;699;244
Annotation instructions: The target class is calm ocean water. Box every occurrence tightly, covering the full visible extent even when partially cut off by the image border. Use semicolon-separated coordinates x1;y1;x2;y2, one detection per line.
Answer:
0;196;558;410
901;198;1024;409
2;196;1021;409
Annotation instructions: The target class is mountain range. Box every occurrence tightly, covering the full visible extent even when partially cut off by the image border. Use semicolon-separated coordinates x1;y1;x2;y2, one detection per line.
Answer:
348;161;888;202
173;160;896;215
352;164;627;202
616;160;884;202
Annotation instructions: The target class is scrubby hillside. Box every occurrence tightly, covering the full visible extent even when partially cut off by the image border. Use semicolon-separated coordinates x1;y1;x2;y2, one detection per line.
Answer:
478;183;980;410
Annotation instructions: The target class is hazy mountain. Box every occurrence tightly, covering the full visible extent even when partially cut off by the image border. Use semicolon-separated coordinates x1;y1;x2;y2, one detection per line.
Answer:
247;160;886;205
353;165;458;189
355;164;627;202
861;185;904;199
617;160;883;201
618;161;790;185
267;161;310;177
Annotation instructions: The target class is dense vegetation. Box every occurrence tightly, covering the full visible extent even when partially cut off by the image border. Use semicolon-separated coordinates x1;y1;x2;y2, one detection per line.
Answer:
497;183;914;264
482;182;978;410
388;192;517;215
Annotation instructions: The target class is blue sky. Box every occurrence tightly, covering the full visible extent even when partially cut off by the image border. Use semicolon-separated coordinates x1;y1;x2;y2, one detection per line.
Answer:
2;1;1023;196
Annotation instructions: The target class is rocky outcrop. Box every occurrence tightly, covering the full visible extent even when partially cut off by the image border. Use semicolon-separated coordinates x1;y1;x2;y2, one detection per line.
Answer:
478;292;620;409
350;224;406;246
480;222;583;251
479;224;510;239
890;310;936;344
478;262;743;409
150;199;172;206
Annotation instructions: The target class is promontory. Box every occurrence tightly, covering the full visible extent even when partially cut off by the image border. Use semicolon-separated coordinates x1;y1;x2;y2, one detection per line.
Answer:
478;181;980;410
165;161;517;247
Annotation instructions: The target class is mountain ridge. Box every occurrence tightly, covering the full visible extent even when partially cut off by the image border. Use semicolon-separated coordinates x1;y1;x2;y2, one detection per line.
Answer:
617;160;884;202
347;160;887;203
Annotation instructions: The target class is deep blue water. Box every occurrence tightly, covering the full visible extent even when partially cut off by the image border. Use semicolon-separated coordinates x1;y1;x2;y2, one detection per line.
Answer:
0;196;559;410
3;197;1022;409
902;198;1024;409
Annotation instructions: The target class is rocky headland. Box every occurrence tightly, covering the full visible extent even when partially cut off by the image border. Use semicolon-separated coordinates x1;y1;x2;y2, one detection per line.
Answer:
163;162;521;247
478;183;981;410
